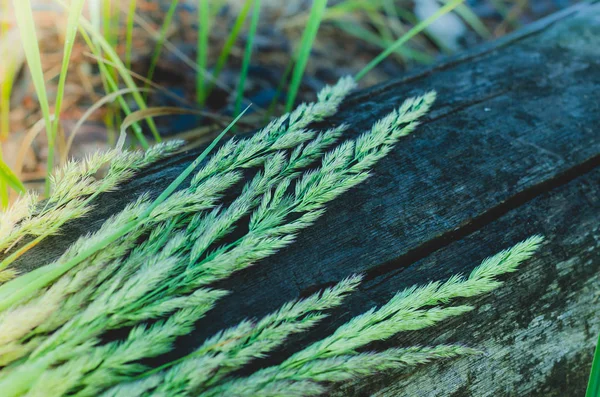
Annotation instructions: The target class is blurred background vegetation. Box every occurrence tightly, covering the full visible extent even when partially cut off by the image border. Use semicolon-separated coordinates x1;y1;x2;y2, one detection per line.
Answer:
0;0;576;202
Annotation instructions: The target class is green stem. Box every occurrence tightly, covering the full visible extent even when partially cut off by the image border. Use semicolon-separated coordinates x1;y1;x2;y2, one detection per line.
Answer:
354;0;464;81
125;0;137;70
285;0;328;112
145;0;180;98
234;0;261;117
586;332;600;397
206;0;253;98
197;0;210;105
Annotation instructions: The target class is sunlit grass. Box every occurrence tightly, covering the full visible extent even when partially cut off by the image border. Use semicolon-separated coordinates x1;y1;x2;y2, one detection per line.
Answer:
51;0;86;190
77;26;150;148
5;0;476;204
11;0;54;194
0;0;13;143
102;0;119;82
0;0;13;206
58;0;162;143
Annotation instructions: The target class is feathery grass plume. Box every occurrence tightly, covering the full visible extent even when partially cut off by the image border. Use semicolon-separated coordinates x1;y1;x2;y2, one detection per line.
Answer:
192;76;357;186
0;140;184;273
77;90;436;349
0;81;436;395
0;79;358;374
206;345;478;397
0;199;154;366
0;177;244;393
97;276;361;397
10;172;243;350
0;79;350;312
204;236;543;396
143;275;363;396
176;91;437;292
0;76;544;397
0;193;38;240
62;92;437;391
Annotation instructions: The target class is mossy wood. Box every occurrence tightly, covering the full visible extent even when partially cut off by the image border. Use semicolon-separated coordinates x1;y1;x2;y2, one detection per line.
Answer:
16;3;600;395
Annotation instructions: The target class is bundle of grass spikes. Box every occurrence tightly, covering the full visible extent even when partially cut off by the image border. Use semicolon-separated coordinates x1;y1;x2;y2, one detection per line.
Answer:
0;77;543;396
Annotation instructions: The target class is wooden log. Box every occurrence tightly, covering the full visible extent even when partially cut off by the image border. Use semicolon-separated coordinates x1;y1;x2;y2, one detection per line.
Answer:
13;2;600;395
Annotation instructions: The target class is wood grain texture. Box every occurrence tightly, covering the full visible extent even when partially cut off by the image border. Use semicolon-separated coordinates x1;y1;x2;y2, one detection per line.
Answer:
12;2;600;395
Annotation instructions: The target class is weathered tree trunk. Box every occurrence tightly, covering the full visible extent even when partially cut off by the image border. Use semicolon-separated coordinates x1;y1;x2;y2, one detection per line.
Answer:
15;2;600;395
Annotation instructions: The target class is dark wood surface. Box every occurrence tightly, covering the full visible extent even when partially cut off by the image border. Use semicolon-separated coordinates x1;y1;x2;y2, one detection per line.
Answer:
14;2;600;395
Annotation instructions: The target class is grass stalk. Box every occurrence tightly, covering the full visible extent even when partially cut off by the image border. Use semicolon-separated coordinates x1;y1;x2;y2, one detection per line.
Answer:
234;0;261;117
197;0;210;105
102;0;119;83
0;0;12;142
55;0;162;143
355;0;465;81
207;0;253;97
285;0;328;112
50;0;86;192
11;0;53;194
145;0;180;95
586;332;600;397
77;27;150;148
125;0;137;69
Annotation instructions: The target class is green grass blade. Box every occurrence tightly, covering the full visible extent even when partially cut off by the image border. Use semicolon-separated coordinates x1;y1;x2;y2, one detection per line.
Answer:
0;148;15;208
51;0;86;193
0;106;250;313
0;157;26;193
354;0;464;81
208;0;253;96
444;0;491;38
285;0;328;112
265;59;293;121
587;333;600;397
56;0;161;143
1;0;13;142
77;26;150;148
145;0;180;93
197;0;210;105
11;0;53;194
125;0;137;69
0;180;8;208
234;0;261;116
101;0;118;84
333;20;433;64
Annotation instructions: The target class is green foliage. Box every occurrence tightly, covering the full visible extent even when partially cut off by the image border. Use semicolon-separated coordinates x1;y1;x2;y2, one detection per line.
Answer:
235;0;261;117
587;332;600;397
0;78;543;396
209;0;254;97
145;0;180;95
124;0;137;69
0;139;184;280
197;0;210;105
355;0;465;81
285;0;328;112
11;0;53;193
